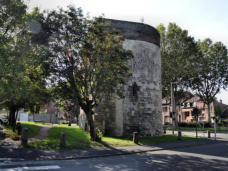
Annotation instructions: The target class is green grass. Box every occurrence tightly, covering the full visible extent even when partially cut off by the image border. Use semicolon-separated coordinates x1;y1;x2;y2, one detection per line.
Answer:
1;125;18;139
29;125;96;149
139;134;196;145
19;122;41;138
28;125;201;150
0;113;7;117
0;122;41;139
19;121;52;126
102;136;135;147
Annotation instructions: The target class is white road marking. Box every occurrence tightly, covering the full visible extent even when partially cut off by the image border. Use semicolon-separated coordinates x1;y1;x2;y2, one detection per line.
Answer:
0;165;61;171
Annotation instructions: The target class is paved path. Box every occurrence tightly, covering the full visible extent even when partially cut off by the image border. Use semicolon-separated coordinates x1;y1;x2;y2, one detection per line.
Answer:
29;125;51;142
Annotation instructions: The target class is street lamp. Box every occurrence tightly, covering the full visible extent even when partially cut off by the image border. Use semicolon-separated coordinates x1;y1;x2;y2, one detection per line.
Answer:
170;82;178;134
212;116;217;140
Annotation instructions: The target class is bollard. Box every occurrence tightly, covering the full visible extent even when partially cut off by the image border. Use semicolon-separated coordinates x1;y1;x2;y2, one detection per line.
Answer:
17;123;22;135
163;128;166;134
207;130;211;138
178;131;182;140
60;132;66;149
21;127;28;147
133;132;139;144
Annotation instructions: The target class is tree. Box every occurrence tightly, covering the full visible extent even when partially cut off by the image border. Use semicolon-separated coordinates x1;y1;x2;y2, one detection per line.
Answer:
214;105;223;123
62;100;80;124
0;2;51;127
46;6;132;140
157;23;198;127
192;39;228;123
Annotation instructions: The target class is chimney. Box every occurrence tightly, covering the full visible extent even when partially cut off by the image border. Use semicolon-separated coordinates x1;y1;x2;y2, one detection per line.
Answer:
220;99;223;104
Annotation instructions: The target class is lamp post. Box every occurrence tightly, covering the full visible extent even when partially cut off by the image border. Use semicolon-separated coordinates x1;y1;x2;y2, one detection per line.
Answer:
212;116;217;140
171;82;178;134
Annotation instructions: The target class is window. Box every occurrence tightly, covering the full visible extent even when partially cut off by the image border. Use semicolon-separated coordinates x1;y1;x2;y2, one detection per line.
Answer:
162;107;168;112
165;116;169;123
184;111;189;117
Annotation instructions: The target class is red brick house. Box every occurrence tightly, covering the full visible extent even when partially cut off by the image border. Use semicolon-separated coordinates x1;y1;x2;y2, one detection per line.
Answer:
162;96;216;124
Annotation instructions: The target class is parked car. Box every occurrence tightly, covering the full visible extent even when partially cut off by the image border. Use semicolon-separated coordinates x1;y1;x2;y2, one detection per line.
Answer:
0;116;8;125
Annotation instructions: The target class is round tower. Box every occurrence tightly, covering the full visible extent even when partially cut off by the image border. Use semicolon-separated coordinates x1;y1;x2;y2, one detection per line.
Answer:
107;19;163;136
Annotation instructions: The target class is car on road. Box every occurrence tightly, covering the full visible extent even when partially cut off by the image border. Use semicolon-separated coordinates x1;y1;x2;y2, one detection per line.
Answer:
0;116;8;125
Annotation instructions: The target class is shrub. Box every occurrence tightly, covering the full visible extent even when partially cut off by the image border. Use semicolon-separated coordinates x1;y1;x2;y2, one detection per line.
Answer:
177;122;213;128
178;122;198;128
95;127;103;141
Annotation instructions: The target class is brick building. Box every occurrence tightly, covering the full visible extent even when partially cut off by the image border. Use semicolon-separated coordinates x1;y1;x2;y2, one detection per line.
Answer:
162;96;216;124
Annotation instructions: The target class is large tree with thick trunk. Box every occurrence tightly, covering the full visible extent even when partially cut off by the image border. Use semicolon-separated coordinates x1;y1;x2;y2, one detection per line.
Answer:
191;39;228;123
0;1;51;127
46;6;132;141
157;23;198;127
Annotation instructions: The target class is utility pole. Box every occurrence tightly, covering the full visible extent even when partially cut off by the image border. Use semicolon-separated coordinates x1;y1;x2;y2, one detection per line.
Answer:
214;115;217;140
171;82;177;134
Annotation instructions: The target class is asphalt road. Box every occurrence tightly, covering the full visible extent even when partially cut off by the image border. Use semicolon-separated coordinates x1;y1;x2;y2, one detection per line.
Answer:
167;130;228;141
1;141;228;171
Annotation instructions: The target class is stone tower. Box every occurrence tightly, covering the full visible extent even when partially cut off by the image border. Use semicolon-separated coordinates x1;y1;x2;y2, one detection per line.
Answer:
101;19;163;137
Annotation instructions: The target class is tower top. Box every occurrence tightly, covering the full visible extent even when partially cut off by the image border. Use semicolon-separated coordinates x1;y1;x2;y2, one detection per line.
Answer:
106;19;160;47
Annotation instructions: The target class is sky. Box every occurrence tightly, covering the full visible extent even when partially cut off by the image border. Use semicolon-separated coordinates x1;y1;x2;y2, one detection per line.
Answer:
27;0;228;104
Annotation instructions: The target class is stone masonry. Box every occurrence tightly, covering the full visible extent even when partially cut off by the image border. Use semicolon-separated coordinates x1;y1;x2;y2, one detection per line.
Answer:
79;19;163;137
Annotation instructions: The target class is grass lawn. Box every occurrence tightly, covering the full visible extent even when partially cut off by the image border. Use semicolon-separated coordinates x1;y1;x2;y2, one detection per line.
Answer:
28;125;200;150
19;122;42;138
1;125;18;139
0;121;42;139
139;134;196;145
0;113;7;117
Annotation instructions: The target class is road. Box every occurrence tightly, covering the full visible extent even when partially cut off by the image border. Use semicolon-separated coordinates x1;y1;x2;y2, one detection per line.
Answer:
1;140;228;171
166;130;228;141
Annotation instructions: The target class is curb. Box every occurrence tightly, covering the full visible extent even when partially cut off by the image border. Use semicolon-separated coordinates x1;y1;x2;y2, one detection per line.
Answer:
3;139;224;162
53;140;222;161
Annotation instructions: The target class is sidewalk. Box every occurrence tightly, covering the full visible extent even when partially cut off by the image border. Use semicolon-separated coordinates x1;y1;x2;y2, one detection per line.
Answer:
0;138;223;161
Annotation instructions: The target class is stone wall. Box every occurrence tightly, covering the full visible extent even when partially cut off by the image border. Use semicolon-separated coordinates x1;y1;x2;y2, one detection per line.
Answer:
105;19;163;137
78;19;163;137
121;39;162;136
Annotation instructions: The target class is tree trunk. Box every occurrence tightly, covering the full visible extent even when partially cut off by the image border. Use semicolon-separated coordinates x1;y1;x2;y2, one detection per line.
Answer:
76;116;79;125
15;110;19;121
207;103;211;124
9;107;17;127
86;111;96;141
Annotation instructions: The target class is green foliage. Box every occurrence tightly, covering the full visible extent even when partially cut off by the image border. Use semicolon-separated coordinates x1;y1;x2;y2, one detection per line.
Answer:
191;39;228;122
214;105;223;117
177;122;212;128
157;23;198;104
0;2;52;126
1;125;18;139
95;127;103;141
45;6;133;141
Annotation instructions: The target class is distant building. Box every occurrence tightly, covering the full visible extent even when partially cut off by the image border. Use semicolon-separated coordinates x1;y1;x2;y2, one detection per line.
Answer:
214;100;228;119
162;96;217;124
